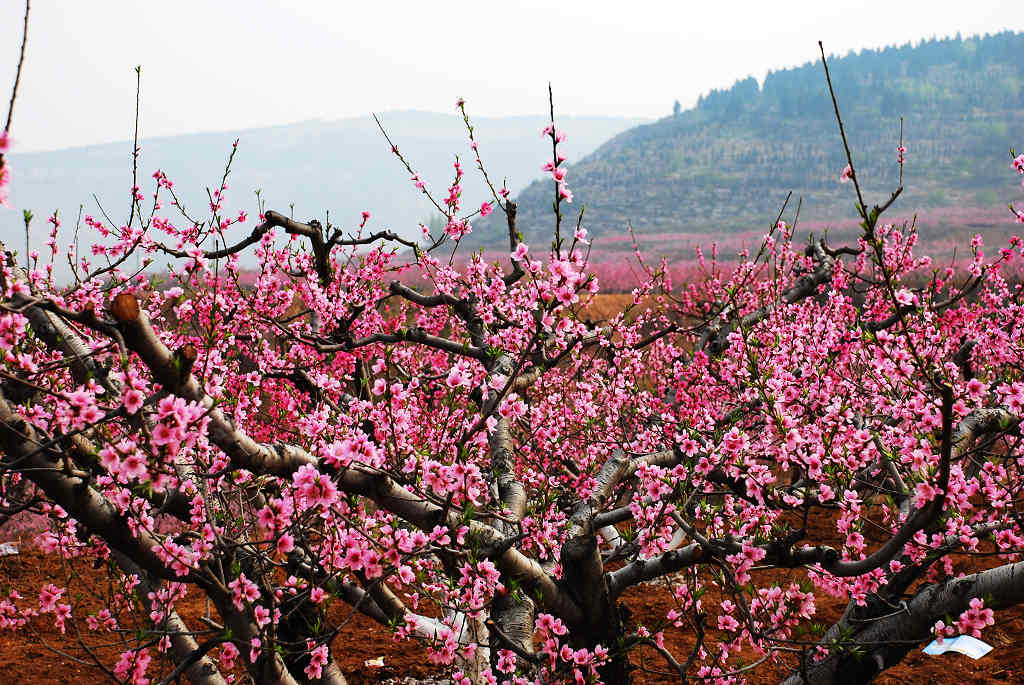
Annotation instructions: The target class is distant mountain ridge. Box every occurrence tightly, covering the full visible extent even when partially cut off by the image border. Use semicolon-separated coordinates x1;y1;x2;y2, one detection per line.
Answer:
491;31;1024;251
0;111;646;279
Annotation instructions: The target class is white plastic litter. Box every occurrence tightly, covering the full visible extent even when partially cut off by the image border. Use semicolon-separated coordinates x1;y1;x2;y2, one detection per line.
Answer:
0;542;18;556
364;657;385;668
922;635;993;659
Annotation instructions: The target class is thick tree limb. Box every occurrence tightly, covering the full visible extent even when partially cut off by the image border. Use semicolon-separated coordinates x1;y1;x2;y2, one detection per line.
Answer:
2;244;121;394
0;393;189;582
781;561;1024;685
607;544;704;597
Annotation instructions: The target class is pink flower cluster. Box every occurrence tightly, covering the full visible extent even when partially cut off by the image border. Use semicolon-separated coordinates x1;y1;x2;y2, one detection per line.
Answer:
0;130;10;207
542;125;573;203
933;598;995;642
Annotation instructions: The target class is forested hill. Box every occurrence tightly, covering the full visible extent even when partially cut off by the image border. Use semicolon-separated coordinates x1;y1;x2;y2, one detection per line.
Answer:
486;32;1024;249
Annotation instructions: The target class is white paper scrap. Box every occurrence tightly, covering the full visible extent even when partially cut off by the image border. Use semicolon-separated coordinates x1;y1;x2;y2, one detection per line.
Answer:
0;542;18;557
922;635;993;659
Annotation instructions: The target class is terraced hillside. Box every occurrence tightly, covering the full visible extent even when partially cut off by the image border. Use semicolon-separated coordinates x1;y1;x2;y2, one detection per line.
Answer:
482;32;1024;250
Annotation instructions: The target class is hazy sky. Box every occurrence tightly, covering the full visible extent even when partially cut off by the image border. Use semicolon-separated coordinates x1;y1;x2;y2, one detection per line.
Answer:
1;0;1022;152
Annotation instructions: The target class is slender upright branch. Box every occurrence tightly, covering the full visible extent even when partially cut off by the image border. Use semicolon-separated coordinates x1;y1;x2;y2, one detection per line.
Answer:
3;0;29;134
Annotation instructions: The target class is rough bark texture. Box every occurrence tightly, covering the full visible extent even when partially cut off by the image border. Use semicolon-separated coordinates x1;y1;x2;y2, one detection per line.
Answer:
560;451;632;682
782;561;1024;685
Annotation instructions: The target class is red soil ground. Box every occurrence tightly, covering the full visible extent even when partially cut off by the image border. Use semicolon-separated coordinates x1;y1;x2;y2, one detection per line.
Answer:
2;542;1022;685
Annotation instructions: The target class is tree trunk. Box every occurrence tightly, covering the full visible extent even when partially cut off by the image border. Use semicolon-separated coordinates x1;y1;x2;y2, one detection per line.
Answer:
561;534;631;683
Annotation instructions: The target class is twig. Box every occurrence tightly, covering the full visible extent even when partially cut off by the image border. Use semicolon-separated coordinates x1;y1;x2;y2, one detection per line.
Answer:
128;65;142;227
4;0;29;134
818;41;866;219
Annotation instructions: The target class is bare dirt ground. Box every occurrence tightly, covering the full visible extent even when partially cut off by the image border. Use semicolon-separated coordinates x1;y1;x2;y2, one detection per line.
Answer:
2;542;1022;685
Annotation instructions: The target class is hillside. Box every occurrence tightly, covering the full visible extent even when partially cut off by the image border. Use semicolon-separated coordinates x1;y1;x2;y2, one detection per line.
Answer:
491;32;1024;251
0;111;644;280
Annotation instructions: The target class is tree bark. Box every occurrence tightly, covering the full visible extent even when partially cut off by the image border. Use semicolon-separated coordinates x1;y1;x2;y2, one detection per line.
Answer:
781;561;1024;685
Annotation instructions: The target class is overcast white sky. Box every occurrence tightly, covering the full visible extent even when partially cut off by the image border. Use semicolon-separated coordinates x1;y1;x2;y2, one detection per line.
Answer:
1;0;1022;152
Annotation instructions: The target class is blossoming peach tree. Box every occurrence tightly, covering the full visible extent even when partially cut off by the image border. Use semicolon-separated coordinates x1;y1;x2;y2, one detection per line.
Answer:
4;12;1024;683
